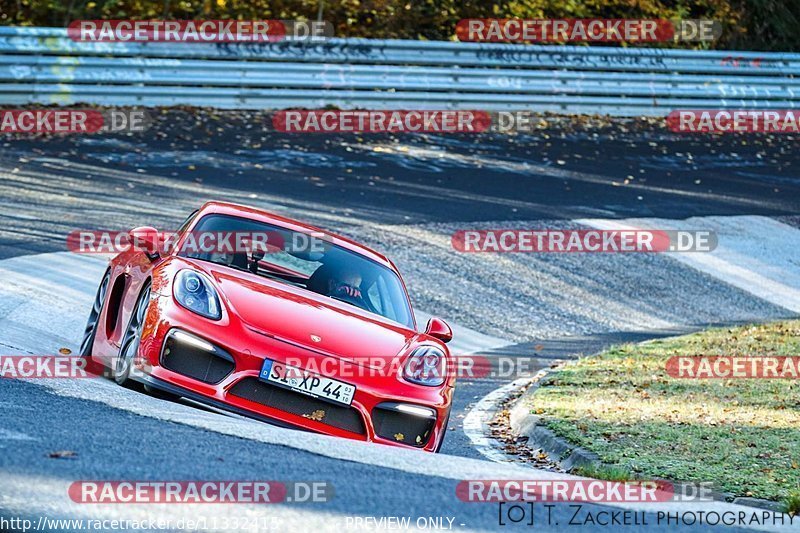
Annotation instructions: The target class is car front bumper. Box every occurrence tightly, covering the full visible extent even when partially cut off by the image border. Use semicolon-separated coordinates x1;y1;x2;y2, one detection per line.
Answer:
129;296;452;452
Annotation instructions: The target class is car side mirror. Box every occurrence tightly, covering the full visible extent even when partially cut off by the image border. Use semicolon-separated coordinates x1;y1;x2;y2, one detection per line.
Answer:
425;317;453;344
129;226;160;260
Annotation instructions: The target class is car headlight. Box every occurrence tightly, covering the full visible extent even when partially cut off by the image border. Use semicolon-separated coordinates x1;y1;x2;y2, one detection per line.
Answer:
174;270;221;320
403;346;446;386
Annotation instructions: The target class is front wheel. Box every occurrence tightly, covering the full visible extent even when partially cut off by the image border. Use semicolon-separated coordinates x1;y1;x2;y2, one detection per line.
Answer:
79;269;110;358
114;284;151;386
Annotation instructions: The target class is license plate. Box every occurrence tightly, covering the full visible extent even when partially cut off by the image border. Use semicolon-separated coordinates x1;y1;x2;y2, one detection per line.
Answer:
259;359;356;406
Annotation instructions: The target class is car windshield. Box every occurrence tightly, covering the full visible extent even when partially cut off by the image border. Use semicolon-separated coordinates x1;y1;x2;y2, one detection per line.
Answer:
178;213;415;329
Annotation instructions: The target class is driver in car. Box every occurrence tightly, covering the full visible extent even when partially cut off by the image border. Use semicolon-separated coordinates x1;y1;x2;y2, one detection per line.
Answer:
329;268;363;301
208;250;248;270
209;250;235;265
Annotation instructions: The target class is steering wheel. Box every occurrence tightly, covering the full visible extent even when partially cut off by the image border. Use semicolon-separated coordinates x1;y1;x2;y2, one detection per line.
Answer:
330;288;380;315
330;291;367;308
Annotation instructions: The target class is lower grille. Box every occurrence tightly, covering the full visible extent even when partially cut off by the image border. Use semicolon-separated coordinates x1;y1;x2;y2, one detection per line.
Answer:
372;403;436;447
160;331;235;384
229;377;366;435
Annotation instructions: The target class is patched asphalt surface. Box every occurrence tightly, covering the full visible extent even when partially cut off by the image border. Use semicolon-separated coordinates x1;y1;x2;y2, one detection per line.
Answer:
0;110;798;530
1;110;796;338
2;377;752;532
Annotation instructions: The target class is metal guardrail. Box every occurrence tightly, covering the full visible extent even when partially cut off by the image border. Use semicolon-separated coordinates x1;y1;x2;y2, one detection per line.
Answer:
0;26;798;115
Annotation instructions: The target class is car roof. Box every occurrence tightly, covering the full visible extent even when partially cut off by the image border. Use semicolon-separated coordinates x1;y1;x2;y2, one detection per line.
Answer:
195;201;396;270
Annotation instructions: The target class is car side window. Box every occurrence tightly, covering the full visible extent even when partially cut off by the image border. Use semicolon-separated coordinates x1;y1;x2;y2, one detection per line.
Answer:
167;209;199;253
366;281;383;315
368;276;402;323
382;277;401;323
176;209;199;235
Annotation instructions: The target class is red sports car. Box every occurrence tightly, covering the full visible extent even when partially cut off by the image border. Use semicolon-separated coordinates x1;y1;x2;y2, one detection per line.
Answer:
80;202;454;452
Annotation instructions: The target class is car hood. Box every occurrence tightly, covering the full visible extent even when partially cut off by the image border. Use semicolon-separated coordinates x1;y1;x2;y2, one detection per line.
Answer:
209;267;417;365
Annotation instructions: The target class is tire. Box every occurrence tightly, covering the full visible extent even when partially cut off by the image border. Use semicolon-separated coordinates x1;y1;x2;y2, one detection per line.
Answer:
79;269;111;358
114;284;151;386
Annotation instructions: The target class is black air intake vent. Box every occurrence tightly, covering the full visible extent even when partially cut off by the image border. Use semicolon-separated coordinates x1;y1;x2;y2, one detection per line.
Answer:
160;330;235;384
229;377;366;435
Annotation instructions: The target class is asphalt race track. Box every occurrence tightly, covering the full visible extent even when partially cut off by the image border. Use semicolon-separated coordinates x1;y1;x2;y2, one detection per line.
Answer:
1;111;799;531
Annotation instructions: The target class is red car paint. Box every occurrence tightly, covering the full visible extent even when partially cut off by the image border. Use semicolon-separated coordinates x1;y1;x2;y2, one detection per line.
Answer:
86;201;454;452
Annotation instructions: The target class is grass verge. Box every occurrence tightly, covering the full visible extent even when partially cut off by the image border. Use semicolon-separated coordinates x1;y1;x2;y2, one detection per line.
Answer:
572;464;635;482
529;320;800;502
784;489;800;516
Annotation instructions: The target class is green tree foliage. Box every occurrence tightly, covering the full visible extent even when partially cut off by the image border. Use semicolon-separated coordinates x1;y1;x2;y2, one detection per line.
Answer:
0;0;797;50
